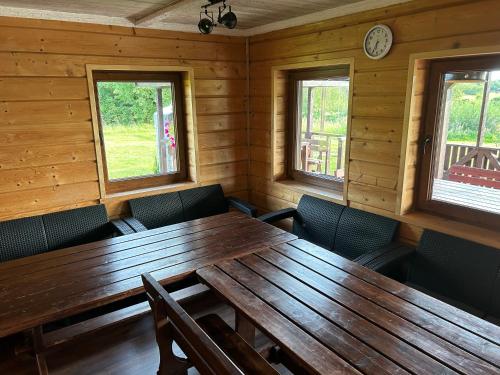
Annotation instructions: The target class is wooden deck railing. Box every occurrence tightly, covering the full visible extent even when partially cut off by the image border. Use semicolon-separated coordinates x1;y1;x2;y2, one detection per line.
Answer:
443;143;500;171
301;132;345;176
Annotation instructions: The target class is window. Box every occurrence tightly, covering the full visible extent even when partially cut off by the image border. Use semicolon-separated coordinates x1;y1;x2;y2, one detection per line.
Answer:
93;71;187;194
288;67;350;191
418;55;500;229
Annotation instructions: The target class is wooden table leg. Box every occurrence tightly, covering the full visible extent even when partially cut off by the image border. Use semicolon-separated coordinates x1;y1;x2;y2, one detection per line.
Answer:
31;326;49;375
235;312;255;347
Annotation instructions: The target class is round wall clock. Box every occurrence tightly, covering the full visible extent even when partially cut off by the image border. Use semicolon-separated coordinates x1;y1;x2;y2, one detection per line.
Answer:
363;24;393;60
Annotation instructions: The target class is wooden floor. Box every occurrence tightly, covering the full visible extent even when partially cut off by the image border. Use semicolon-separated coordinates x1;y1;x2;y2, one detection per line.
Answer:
0;303;288;375
432;178;500;214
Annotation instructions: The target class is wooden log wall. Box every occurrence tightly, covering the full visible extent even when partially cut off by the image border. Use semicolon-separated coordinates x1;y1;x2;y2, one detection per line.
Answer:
0;17;248;220
248;0;500;246
0;0;499;247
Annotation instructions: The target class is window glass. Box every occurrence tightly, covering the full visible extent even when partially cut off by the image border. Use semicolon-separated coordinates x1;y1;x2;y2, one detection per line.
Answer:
96;81;179;181
289;68;350;191
430;69;500;215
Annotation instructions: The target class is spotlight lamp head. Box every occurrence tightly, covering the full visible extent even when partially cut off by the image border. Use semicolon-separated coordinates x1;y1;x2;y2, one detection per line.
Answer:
219;6;237;29
198;10;214;34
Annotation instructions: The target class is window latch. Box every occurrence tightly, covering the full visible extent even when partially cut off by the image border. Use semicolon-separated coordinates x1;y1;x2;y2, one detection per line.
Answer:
422;136;432;156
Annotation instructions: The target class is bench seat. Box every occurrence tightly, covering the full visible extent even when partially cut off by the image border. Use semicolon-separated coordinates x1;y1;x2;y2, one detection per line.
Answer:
42;284;211;349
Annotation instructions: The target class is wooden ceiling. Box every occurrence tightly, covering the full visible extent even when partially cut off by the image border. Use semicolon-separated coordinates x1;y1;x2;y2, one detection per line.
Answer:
146;0;367;29
0;0;409;35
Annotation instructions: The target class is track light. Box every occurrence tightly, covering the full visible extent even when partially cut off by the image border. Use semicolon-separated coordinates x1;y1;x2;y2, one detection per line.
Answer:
198;0;237;34
198;11;214;34
218;5;237;29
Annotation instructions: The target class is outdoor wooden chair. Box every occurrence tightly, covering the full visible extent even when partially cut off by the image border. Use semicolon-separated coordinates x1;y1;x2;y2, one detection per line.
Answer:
142;273;279;375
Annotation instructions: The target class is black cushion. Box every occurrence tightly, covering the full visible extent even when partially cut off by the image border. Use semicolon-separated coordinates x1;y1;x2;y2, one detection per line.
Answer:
333;207;399;260
129;191;184;230
0;216;48;262
292;195;344;250
407;230;500;316
179;184;228;221
43;205;112;251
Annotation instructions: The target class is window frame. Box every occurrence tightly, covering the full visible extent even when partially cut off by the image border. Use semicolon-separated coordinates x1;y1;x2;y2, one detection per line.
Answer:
287;67;350;192
92;70;188;194
417;55;500;229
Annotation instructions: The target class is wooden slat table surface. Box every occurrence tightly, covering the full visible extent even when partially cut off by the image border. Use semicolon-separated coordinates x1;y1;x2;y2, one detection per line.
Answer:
0;211;296;338
197;239;500;375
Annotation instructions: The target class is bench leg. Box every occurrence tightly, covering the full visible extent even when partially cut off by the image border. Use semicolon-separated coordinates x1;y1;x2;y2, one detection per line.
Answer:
35;352;49;375
31;326;49;375
157;322;190;375
235;312;255;347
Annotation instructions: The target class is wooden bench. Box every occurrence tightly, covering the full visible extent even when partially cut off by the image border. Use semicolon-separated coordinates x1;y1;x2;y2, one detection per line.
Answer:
142;273;278;375
29;283;212;375
448;165;500;189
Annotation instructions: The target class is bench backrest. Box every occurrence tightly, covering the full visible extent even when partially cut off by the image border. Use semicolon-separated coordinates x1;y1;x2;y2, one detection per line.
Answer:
129;191;184;229
129;184;228;229
180;184;228;221
334;207;399;260
42;204;112;251
292;195;344;250
142;273;243;375
0;216;49;262
408;230;500;318
292;195;399;259
0;204;114;262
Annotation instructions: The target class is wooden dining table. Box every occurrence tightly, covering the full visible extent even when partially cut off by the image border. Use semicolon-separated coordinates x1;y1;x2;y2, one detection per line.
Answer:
2;209;500;375
0;211;296;339
197;239;500;375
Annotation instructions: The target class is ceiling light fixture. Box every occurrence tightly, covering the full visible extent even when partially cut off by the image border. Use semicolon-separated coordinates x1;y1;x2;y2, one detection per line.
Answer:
198;0;237;34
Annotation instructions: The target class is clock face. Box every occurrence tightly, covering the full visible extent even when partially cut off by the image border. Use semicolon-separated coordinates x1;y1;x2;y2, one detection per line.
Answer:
364;25;393;60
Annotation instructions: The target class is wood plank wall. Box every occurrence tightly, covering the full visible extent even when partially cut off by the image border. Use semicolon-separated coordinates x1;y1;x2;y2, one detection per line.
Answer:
0;17;248;220
248;0;500;245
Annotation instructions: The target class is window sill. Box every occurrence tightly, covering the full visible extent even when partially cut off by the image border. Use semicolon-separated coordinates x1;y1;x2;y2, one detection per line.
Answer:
101;181;198;202
274;179;345;205
400;211;500;249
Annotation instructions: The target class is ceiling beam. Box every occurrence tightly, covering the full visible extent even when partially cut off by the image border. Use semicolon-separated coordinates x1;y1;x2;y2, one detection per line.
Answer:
134;0;193;26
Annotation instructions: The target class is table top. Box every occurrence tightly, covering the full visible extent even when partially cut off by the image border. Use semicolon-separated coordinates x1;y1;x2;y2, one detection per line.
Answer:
0;211;296;337
197;239;500;375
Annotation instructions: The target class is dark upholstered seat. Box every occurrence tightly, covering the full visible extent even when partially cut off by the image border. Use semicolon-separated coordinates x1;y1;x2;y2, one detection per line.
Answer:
42;204;115;251
0;216;49;262
179;184;228;221
129;191;184;229
334;207;399;260
404;230;500;321
128;184;256;230
258;194;399;261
